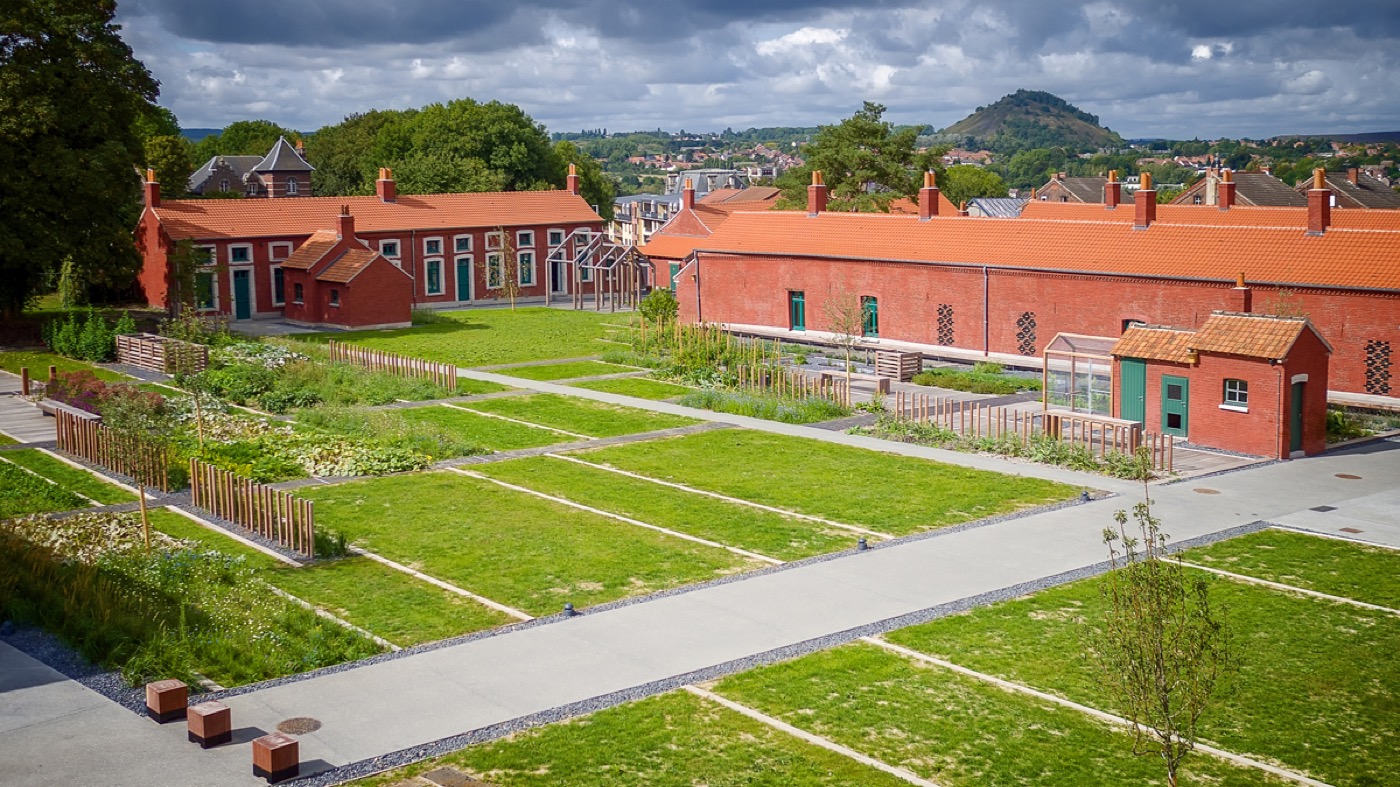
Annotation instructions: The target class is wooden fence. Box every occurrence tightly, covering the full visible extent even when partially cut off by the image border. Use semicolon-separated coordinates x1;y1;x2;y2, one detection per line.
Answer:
115;333;208;374
54;409;170;492
735;364;849;406
326;340;457;389
891;390;1173;472
188;459;316;557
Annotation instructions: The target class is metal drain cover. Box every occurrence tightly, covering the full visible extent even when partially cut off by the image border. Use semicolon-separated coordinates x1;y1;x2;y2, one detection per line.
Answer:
1335;474;1362;480
276;717;322;735
1310;505;1338;512
1340;527;1364;534
1193;488;1220;495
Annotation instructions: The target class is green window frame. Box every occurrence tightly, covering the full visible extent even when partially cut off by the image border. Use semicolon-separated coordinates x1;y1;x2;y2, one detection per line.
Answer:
195;271;215;310
426;260;443;295
861;296;879;337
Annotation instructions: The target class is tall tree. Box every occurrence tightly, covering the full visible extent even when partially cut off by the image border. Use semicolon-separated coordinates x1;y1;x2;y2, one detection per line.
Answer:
554;140;616;221
775;102;940;213
190;119;301;163
144;135;194;198
306;110;399;196
0;0;160;318
940;165;1009;207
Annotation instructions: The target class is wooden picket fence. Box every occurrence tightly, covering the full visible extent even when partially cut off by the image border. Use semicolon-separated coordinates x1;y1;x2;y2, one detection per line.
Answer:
115;333;208;374
735;364;849;407
891;390;1173;472
188;459;316;557
54;409;170;491
326;339;457;389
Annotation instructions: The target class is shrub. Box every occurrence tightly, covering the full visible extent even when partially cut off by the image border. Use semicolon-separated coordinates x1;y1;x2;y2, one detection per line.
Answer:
314;528;349;559
911;366;1041;395
1325;409;1371;442
411;307;454;325
639;288;679;325
45;370;111;414
198;364;277;405
44;307;125;362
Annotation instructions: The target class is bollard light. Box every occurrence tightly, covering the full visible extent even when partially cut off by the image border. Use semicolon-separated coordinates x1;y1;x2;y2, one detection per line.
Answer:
563;602;576;617
858;537;868;551
1080;491;1090;502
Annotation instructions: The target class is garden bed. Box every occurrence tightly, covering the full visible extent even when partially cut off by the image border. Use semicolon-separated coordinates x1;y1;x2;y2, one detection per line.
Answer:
0;449;134;505
911;362;1042;395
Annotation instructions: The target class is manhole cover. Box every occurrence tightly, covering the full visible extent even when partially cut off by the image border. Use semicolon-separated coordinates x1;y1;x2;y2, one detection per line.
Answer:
1340;527;1365;534
1193;488;1220;495
1335;474;1362;480
276;717;322;735
1310;505;1338;513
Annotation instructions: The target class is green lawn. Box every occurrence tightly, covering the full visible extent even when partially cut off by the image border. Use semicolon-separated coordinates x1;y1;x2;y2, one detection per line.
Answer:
477;456;861;561
148;508;285;570
301;471;758;616
1182;528;1400;609
0;350;130;382
397;405;578;451
350;690;915;787
459;394;697;438
496;360;637;381
305;308;635;367
574;430;1074;535
0;460;88;517
884;571;1400;786
568;376;694;400
1;449;135;505
716;643;1284;787
0;433;17;445
454;378;511;395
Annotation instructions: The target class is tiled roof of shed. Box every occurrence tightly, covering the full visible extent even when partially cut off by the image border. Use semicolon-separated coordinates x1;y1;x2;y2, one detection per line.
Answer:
317;248;383;284
278;230;340;271
1112;326;1196;363
1189;312;1323;360
152;190;602;240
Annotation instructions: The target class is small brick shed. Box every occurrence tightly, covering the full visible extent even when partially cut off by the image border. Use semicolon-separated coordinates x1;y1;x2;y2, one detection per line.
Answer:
280;207;412;329
1111;312;1331;459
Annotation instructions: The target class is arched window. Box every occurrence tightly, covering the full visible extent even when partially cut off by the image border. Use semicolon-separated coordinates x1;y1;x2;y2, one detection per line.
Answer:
286;179;299;195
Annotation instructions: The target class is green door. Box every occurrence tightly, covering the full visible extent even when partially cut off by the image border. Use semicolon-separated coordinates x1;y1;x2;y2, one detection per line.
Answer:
1290;382;1305;453
1161;375;1189;437
232;269;252;320
789;291;805;331
1120;358;1146;424
456;258;472;301
861;296;878;337
669;263;680;293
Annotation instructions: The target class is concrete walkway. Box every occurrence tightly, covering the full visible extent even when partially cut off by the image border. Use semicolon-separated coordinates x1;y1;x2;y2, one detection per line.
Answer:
0;374;54;444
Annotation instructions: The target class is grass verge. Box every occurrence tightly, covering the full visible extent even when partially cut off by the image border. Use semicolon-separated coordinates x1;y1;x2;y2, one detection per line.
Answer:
0;350;130;382
476;456;860;560
496;360;636;381
460;393;697;438
568;376;694;400
397;405;577;451
301;471;757;616
574;430;1075;535
677;389;850;424
0;460;88;517
1182;527;1400;609
2;449;135;505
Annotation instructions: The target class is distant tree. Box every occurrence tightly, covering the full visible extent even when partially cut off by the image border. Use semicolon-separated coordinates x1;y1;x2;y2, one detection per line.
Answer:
1004;148;1070;190
488;227;522;309
1089;492;1236;787
144;135;194;198
775;102;942;213
0;0;160;319
554;140;616;220
306;110;399;196
940;165;1009;207
190;119;301;163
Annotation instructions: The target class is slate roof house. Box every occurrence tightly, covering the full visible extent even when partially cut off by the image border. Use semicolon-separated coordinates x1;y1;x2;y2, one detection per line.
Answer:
1172;168;1307;207
1298;168;1400;209
188;137;314;198
1034;174;1108;203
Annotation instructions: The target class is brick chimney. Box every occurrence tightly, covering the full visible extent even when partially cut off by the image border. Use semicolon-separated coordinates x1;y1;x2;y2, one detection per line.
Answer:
1228;271;1252;312
1307;168;1330;235
143;168;160;208
1347;167;1359;186
336;205;355;240
295;139;307;160
1104;170;1121;208
681;181;695;211
375;167;397;202
807;170;827;216
1218;169;1236;210
1133;172;1156;229
958;200;969;217
918;170;939;220
567;163;580;195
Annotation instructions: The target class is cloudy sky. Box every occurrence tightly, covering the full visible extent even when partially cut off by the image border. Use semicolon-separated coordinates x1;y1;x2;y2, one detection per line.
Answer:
115;0;1400;139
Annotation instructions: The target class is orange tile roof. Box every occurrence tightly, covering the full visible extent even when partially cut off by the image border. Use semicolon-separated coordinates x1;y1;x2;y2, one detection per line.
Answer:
889;194;960;215
1112;326;1196;363
694;210;1400;292
317;248;384;284
698;188;742;203
153;190;601;241
1019;201;1400;230
278;230;339;270
1189;312;1322;360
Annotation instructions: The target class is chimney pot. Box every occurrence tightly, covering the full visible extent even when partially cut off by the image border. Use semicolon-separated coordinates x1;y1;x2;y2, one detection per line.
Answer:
1347;167;1359;186
1134;179;1157;229
1218;169;1236;210
1307;169;1331;234
1104;170;1121;209
376;167;397;202
143;170;160;208
919;170;940;220
337;206;355;239
807;170;828;215
682;182;695;210
566;163;580;195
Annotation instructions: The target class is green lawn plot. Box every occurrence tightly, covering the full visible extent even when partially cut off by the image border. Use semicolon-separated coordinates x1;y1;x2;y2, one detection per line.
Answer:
568;376;694;400
0;459;88;518
714;643;1285;787
396;405;579;451
495;360;638;381
0;350;130;382
573;430;1075;535
305;308;634;368
1182;527;1400;609
350;690;916;787
477;456;861;561
1;449;134;505
0;433;18;445
149;508;512;646
458;393;698;439
300;471;758;616
884;571;1400;787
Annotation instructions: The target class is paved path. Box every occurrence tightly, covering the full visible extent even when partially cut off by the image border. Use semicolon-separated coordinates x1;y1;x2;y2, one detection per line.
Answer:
0;374;54;444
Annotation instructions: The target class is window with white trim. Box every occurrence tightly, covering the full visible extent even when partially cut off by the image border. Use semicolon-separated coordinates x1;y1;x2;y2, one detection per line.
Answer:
286;179;298;195
380;240;400;258
486;252;504;289
271;266;285;306
486;232;503;250
518;251;535;286
219;179;230;192
194;245;216;267
229;244;252;264
547;229;565;247
453;235;472;253
516;230;535;249
425;259;443;295
269;242;292;261
195;271;216;310
424;237;442;256
1223;379;1248;410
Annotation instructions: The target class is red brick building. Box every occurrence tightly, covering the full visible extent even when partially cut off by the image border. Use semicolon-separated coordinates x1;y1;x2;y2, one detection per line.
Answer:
278;208;412;329
671;171;1400;405
136;168;604;327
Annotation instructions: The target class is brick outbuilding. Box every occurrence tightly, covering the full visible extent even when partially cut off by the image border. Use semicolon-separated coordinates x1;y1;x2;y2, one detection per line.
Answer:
279;207;412;329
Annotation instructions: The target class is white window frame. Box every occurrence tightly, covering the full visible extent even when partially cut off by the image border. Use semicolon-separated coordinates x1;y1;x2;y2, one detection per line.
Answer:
219;179;230;193
547;228;565;247
518;250;535;287
423;237;443;256
228;243;253;265
486;231;504;251
194;244;216;267
425;258;444;296
1221;378;1249;412
453;234;473;254
486;252;504;289
270;265;285;307
269;242;292;261
286;178;298;195
380;240;401;259
516;229;535;249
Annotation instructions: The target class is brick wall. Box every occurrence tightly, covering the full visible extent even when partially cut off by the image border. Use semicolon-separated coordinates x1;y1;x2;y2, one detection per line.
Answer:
326;260;412;329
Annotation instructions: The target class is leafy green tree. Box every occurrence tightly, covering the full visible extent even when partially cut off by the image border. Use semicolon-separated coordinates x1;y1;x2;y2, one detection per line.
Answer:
1004;148;1071;190
940;165;1008;207
306;110;399;196
775;102;941;212
190;119;301;163
144;135;194;198
554;140;616;220
0;0;160;319
133;105;180;143
638;288;678;326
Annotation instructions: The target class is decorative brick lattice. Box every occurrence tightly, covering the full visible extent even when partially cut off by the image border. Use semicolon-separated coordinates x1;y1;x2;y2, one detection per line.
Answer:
937;304;955;346
1016;312;1037;356
1365;340;1392;395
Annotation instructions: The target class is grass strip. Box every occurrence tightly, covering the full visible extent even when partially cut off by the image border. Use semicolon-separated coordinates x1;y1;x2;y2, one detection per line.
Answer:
348;690;917;787
2;449;135;505
1182;527;1400;609
300;471;755;616
884;570;1400;786
715;642;1284;787
0;460;88;517
461;393;698;438
478;456;859;561
575;429;1074;535
567;376;695;400
398;405;575;451
0;432;17;445
148;508;288;570
497;360;636;381
0;350;130;383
